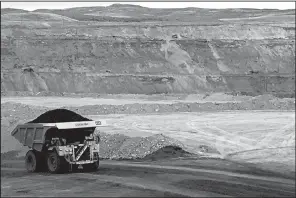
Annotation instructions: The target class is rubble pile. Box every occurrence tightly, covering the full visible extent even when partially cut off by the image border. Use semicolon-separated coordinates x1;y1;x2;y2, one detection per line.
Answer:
99;132;188;159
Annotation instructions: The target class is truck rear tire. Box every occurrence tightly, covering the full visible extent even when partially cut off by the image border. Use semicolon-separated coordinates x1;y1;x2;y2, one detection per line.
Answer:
46;151;67;173
25;150;42;172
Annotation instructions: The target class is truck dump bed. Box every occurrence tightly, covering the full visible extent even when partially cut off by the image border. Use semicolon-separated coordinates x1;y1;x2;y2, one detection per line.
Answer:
11;120;107;152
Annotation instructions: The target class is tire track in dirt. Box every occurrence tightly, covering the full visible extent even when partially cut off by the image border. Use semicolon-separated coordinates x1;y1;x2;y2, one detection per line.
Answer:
99;160;295;184
258;121;295;148
74;173;227;197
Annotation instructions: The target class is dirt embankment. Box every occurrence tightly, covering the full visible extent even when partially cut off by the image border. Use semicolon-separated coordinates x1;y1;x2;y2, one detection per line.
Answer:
1;14;295;96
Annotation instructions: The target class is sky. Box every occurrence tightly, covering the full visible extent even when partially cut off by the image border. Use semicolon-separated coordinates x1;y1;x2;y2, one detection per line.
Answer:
1;2;295;11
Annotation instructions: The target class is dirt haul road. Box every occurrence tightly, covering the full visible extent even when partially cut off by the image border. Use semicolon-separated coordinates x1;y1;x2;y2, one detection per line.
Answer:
1;159;295;197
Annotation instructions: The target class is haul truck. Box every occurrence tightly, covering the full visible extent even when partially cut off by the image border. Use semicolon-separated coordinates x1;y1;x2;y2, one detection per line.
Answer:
11;120;107;173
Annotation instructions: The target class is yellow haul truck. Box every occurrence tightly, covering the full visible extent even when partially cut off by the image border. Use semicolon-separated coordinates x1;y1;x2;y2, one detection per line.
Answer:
11;120;107;173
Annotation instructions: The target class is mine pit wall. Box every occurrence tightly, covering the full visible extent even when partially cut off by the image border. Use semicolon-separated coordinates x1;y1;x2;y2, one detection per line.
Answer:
208;74;295;97
1;23;295;96
1;72;294;97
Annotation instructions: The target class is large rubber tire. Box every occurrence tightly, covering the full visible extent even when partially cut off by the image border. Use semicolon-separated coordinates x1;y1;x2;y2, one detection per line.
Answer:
83;160;99;172
25;150;41;172
46;151;67;173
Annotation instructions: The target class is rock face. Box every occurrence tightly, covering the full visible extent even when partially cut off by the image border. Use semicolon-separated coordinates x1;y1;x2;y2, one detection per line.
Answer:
1;6;295;96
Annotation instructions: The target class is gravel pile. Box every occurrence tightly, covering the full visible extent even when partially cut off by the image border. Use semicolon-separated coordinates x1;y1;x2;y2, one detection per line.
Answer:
99;132;187;159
